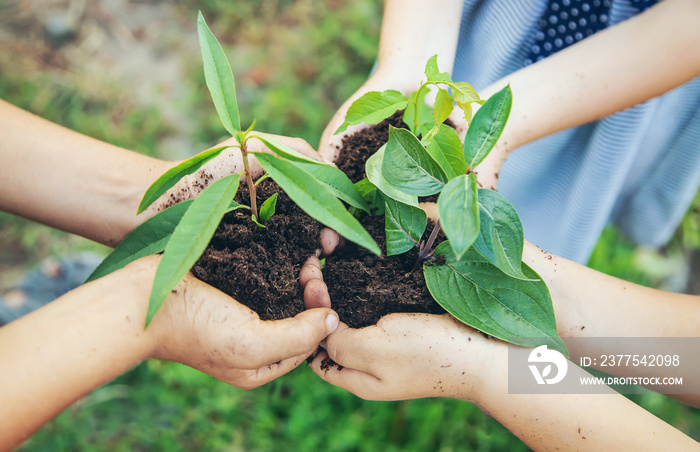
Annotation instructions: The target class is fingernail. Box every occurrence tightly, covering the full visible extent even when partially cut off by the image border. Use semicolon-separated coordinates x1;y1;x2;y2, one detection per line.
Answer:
325;313;339;334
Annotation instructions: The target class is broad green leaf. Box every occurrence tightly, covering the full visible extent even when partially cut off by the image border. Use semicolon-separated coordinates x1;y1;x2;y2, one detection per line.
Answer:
366;144;419;207
197;12;240;136
449;81;480;104
335;90;408;134
382;126;448;196
137;145;229;214
437;173;479;259
424;242;567;356
427;125;467;179
88;201;192;282
433;88;454;127
463;85;512;169
255;153;381;255
404;89;434;136
474;189;532;280
384;198;427;256
147;173;241;326
355;178;385;215
294;161;370;212
424;55;451;83
259;193;278;222
249;132;329;165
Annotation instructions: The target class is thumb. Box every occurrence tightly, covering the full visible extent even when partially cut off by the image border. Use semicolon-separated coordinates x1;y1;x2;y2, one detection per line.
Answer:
254;308;339;365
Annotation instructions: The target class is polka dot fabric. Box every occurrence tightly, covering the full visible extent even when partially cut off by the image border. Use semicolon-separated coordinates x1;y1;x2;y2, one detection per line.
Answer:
525;0;658;65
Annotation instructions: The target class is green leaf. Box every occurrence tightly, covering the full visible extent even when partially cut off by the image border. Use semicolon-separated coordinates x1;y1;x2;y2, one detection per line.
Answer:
427;125;467;180
449;81;480;104
88;201;193;282
474;189;532;280
259;193;278;222
424;55;451;83
197;12;240;136
366;144;419;207
293;161;370;213
137;145;229;214
382;126;448;196
463;85;512;169
335;90;408;134
433;88;454;127
354;178;385;215
146;173;241;326
456;100;474;124
424;243;567;356
403;89;434;136
384;198;427;256
256;153;381;256
437;173;479;259
249;132;329;165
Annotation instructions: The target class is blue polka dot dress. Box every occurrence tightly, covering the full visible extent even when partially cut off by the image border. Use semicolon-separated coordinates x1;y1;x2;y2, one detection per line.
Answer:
452;0;700;263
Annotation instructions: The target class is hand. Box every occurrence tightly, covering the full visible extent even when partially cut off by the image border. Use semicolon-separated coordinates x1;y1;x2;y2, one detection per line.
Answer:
133;256;339;390
307;313;499;402
319;69;421;163
148;132;322;214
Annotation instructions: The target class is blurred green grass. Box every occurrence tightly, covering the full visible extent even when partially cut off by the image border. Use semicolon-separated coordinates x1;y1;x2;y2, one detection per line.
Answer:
1;1;698;450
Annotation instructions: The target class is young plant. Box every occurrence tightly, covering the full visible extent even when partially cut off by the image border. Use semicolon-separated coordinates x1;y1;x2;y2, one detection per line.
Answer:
87;12;380;326
336;56;567;355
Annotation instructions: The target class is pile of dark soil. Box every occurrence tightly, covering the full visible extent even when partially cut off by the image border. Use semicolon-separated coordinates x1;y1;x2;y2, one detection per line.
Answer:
194;110;446;327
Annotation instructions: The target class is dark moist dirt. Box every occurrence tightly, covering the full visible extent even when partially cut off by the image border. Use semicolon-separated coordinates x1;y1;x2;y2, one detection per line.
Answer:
193;110;448;328
191;179;321;321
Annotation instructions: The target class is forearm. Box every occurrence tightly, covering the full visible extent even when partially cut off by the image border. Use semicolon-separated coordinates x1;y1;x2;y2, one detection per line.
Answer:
474;348;700;451
0;265;156;450
0;99;172;246
479;0;700;168
376;0;464;83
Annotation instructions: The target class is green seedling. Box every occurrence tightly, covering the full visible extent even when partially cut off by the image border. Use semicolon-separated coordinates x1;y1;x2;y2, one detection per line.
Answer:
88;12;380;326
337;56;567;355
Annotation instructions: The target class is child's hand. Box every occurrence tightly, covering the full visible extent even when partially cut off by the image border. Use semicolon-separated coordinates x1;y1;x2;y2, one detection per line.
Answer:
308;312;501;402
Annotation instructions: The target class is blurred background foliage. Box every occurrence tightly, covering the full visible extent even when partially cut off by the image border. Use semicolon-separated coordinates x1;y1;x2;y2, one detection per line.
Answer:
1;0;698;450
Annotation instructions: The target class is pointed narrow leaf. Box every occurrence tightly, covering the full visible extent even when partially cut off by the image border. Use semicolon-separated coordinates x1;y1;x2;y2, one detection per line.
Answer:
255;153;381;255
424;242;567;356
137;145;229;214
146;174;241;326
384;198;427;256
474;189;532;280
197;12;240;135
259;193;278;222
366;144;418;207
426;124;466;180
433;88;454;127
335;90;408;134
456;100;474;124
437;173;479;259
463;85;512;169
88;201;193;282
249;132;329;165
382;127;448;196
293;161;370;212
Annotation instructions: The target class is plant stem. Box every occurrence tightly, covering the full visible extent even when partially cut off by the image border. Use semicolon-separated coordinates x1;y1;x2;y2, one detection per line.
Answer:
414;219;441;270
239;139;258;219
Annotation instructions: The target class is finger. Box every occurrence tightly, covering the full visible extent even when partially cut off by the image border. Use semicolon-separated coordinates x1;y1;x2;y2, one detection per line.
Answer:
309;350;388;401
299;256;322;288
418;201;439;224
304;278;331;309
322;323;380;372
249;308;339;366
213;352;312;390
320;228;342;256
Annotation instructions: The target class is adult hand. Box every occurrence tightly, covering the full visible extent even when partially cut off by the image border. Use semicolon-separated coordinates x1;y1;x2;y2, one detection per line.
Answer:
139;256;339;389
308;312;498;402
